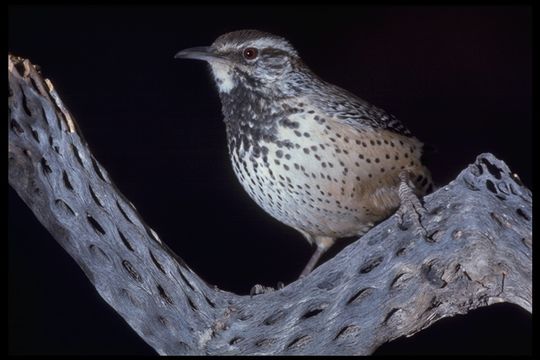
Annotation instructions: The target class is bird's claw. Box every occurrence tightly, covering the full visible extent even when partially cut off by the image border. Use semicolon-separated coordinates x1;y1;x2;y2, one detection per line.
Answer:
249;281;285;297
395;171;428;238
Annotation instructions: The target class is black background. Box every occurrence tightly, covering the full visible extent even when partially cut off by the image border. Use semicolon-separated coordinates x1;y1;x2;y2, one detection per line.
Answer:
8;5;532;355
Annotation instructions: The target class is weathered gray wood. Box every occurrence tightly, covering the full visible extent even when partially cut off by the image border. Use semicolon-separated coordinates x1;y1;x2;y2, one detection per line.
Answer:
8;55;532;355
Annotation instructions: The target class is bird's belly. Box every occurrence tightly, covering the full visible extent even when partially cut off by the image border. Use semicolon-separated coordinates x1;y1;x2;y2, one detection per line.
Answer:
229;142;396;238
227;108;432;239
230;153;367;238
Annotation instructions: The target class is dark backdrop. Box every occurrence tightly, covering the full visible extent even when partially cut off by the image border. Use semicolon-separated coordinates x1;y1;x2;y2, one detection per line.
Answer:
8;5;532;355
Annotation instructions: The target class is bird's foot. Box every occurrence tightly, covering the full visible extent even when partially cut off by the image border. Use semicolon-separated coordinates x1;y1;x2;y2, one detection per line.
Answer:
249;282;284;297
394;171;428;237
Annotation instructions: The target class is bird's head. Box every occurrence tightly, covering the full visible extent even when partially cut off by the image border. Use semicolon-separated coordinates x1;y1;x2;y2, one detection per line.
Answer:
175;30;304;96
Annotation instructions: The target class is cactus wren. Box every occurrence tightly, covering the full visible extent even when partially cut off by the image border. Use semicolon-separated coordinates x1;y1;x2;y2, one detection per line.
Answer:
175;30;433;278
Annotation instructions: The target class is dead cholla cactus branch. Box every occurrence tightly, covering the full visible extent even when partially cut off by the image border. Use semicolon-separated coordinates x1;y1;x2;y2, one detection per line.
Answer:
8;55;532;355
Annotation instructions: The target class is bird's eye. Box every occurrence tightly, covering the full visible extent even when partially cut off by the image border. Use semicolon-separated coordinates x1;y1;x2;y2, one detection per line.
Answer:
243;47;258;60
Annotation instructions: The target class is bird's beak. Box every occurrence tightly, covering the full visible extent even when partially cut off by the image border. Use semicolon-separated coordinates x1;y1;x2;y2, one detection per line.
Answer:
174;46;223;63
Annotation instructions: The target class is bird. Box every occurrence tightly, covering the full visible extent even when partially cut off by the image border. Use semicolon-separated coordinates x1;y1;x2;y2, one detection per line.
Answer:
175;30;433;279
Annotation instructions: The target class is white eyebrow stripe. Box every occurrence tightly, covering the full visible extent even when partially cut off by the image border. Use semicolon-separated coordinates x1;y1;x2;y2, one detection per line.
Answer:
249;38;297;55
215;38;297;56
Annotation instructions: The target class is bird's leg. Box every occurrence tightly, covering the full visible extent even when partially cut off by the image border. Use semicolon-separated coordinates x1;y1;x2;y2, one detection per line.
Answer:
299;236;335;278
300;245;327;278
394;170;428;237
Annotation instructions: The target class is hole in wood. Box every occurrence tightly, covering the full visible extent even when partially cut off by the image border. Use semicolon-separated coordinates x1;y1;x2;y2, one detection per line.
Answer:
10;119;24;134
485;179;497;194
30;128;40;143
229;337;243;345
286;335;310;350
359;256;383;274
39;106;49;125
204;295;216;308
186;296;198;311
117;229;134;252
21;91;32;116
481;158;502;180
88;244;110;263
40;157;52;175
390;272;413;289
14;61;26;76
157;284;174;305
263;310;285;326
238;312;253;321
29;77;40;93
396;247;407;256
347;287;374;305
334;324;360;340
255;338;275;348
88;185;104;208
87;214;105;235
421;260;447;288
149;250;166;274
116;200;134;224
71;143;84;167
54;199;75;217
383;308;402;324
177;268;195;291
474;164;483;176
91;156;107;182
122;260;142;282
62;170;74;191
516;208;530;221
157;315;167;326
301;304;327;320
